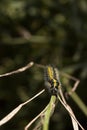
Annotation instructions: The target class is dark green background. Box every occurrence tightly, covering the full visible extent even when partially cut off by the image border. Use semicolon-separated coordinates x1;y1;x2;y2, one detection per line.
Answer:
0;0;87;130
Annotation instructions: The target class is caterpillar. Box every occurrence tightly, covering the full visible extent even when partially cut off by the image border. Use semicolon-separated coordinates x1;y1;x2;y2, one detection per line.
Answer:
44;65;60;96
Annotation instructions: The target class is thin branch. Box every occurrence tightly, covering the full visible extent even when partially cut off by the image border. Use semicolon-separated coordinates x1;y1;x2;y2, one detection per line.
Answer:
0;61;34;78
60;71;80;95
58;95;85;130
58;85;85;130
0;89;45;126
1;36;52;45
25;106;47;130
63;76;87;116
60;71;87;116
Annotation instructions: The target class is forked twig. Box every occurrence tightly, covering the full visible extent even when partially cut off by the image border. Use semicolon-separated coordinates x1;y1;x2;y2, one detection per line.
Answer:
60;71;87;116
60;71;80;95
0;89;45;126
25;95;57;130
58;85;85;130
58;95;85;130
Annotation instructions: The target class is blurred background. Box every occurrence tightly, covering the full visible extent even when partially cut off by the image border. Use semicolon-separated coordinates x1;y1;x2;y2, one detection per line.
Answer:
0;0;87;130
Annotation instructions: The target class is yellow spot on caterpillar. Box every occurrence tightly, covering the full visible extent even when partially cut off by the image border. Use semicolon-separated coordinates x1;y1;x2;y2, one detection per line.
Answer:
52;79;57;87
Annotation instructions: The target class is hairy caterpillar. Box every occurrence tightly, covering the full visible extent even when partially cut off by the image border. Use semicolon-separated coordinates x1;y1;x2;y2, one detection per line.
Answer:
44;65;60;96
